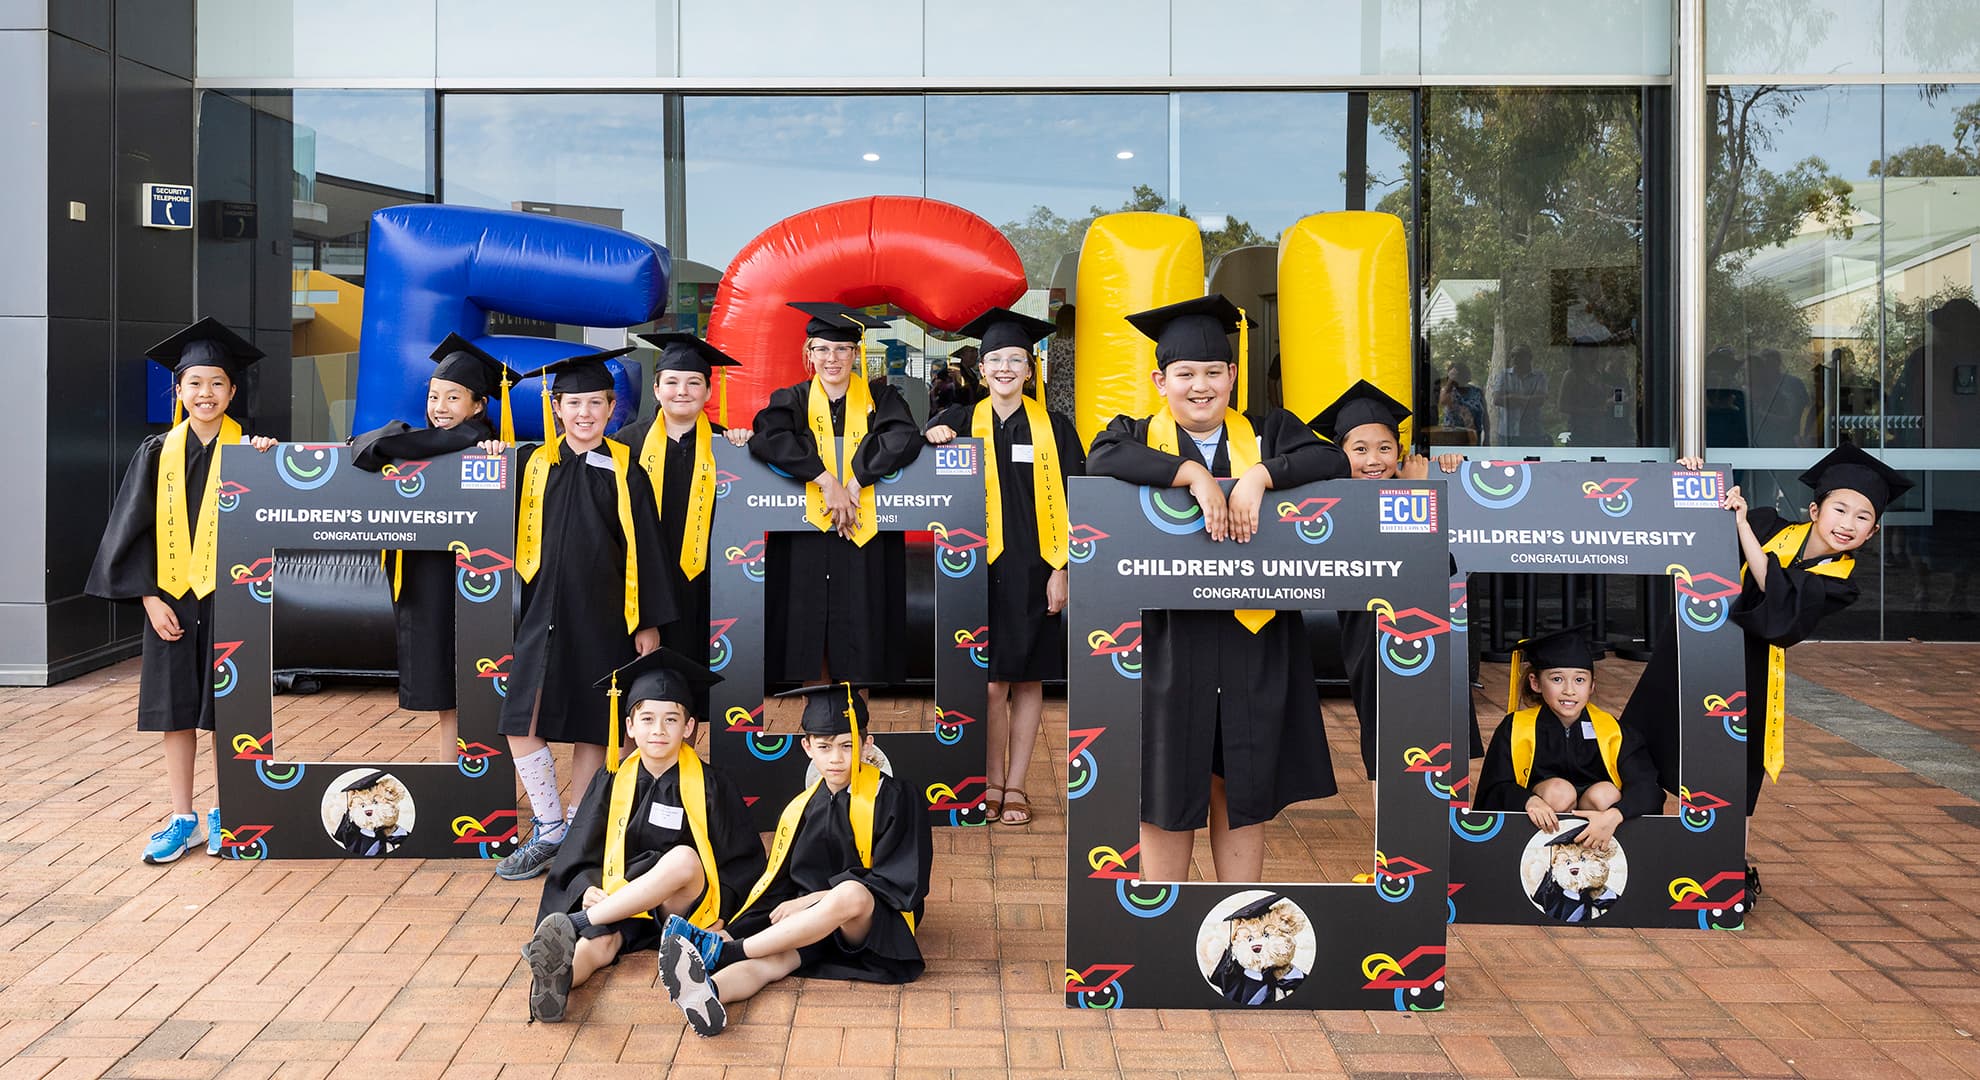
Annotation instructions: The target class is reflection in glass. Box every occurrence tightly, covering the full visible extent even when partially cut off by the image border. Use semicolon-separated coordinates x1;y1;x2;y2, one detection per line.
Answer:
441;95;668;244
1705;0;1882;76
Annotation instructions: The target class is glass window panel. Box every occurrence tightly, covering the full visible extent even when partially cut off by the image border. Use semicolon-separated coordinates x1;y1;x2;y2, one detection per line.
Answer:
1171;0;1419;78
678;0;922;78
1706;0;1882;76
1886;0;1980;75
440;94;667;244
436;0;674;78
1884;471;1978;641
1419;0;1669;77
196;0;438;80
1417;89;1648;450
925;0;1167;78
1704;85;1880;465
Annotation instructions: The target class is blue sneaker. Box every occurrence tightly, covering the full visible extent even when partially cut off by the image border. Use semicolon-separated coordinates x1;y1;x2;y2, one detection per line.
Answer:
205;808;224;857
494;818;566;881
142;814;203;865
661;913;724;972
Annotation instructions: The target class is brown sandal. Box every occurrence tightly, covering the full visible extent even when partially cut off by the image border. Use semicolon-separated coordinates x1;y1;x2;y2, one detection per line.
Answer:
1000;789;1032;826
982;786;1004;820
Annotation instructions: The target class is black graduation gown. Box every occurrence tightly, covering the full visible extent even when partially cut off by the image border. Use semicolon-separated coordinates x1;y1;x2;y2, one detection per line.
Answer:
1621;508;1859;814
928;402;1086;682
611;415;728;717
729;771;932;984
1340;557;1484;780
1475;706;1663;818
1086;408;1349;830
87;430;225;733
749;379;924;684
500;439;674;744
350;415;497;711
536;756;767;954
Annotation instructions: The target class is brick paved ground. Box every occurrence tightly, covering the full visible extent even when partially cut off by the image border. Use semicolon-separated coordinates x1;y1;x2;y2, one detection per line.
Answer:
2;642;1977;1078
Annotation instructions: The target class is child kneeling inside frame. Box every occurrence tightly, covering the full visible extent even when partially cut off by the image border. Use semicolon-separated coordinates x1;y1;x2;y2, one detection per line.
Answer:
1476;625;1662;852
522;648;765;1023
659;683;932;1038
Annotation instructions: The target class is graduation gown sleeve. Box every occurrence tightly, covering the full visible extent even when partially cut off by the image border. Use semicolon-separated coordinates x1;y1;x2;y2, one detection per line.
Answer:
748;384;829;480
350;417;492;472
1474;717;1531;813
851;381;924;485
86;435;168;601
1252;408;1348;487
1086;415;1185;486
1050;409;1088;475
1729;508;1861;647
1613;724;1665;819
825;773;932;918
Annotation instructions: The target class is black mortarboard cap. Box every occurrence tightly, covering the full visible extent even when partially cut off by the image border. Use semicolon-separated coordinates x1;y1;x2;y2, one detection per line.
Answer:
1312;379;1412;443
144;317;265;380
342;769;392;793
1223;892;1289;922
593;646;723;713
427;333;521;400
788;301;889;343
633;332;742;378
957;307;1056;357
1798;443;1913;517
531;346;637;394
1515;623;1600;672
1545;822;1590;846
776;682;876;737
1123;294;1254;368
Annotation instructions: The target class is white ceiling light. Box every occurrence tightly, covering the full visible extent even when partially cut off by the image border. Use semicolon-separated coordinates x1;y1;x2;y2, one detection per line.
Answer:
862;152;880;162
1116;150;1135;160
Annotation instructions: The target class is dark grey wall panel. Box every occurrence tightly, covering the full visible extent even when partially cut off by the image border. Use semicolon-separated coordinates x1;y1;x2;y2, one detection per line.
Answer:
49;0;107;50
46;34;111;321
45;594;117;679
195;91;253;330
253;325;294;439
0;31;49;319
113;56;192;328
112;318;177;468
114;0;189;77
253;104;293;331
46;316;113;602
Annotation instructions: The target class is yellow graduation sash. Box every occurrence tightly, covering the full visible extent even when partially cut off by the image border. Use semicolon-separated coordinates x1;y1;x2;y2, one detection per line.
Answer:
805;376;878;547
1145;409;1269;631
639;415;717;579
517;439;642;633
1510;704;1622;788
156;416;241;600
601;748;722;928
1748;521;1854;782
973;396;1067;569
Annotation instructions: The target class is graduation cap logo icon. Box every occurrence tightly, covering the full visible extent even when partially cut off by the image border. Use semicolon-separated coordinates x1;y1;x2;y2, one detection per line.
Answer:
1276;496;1342;544
215;479;250;513
212;823;271;861
1677;786;1730;833
276;444;341;491
1449;579;1469;632
1403;743;1460;800
1087;843;1178;917
473;654;511;699
1361;946;1447;1011
925;776;991;826
1446;774;1479;814
455;739;503;779
452;809;521;860
1068;726;1106;800
1669;564;1740;632
724;538;767;582
722;703;767;732
1371;601;1448;678
230;730;274;762
211;640;245;699
380;459;431;498
714;468;741;498
1065;963;1133;1009
953;626;990;670
709;617;740;673
1086;621;1144;680
1373;851;1432;903
449;542;512;604
1067;522;1109;564
1460;460;1534;509
1668;871;1747;930
929;522;988;578
933;705;977;746
229;557;276;604
1581;476;1638;517
1703;691;1748;740
230;728;303;790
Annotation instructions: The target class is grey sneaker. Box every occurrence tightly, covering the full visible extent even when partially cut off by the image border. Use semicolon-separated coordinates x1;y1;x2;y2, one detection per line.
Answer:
660;933;727;1037
522;912;578;1022
494;819;565;881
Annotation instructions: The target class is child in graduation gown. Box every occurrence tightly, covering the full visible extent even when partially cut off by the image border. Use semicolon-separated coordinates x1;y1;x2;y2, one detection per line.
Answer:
520;648;765;1023
348;334;515;756
88;318;278;863
1623;444;1911;898
611;332;752;718
1476;626;1662;853
748;302;925;685
658;683;932;1038
1310;380;1483;783
1086;294;1349;884
495;349;675;883
924;307;1086;826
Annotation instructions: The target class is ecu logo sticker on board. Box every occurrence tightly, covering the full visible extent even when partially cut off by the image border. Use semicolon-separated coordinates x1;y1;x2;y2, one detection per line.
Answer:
705;441;990;831
1065;477;1451;1010
211;447;517;859
1445;462;1746;929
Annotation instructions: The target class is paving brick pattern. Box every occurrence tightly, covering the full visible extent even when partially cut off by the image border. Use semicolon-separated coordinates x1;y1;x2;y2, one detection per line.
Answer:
2;644;1977;1078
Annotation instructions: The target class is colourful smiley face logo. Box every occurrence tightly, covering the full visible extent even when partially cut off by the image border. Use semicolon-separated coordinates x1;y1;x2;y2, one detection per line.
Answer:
230;558;275;604
1087;621;1143;680
1088;843;1176;917
452;541;513;603
1703;691;1747;740
1669;563;1739;632
215;480;249;512
1068;522;1109;564
1067;727;1104;800
475;654;511;698
1139;485;1206;534
1276;496;1341;544
1460;461;1532;508
1581;477;1636;518
381;460;429;498
1362;947;1447;1011
933;705;976;746
277;444;340;490
1669;871;1747;930
929;523;988;578
1371;600;1448;678
724;539;767;583
925;776;989;827
708;617;739;673
1066;964;1131;1009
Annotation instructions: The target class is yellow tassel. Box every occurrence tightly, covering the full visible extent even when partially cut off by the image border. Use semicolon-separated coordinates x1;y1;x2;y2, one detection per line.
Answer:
1236;305;1250;413
498;373;515;445
540;377;559;464
1506;649;1523;712
719;364;730;428
607;670;622;768
173;393;183;426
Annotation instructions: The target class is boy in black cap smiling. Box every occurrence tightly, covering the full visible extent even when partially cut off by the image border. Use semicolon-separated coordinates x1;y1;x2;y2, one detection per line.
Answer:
349;333;518;757
495;347;675;883
1627;444;1913;898
87;318;278;864
658;682;931;1037
521;647;764;1023
1086;294;1350;883
748;302;924;685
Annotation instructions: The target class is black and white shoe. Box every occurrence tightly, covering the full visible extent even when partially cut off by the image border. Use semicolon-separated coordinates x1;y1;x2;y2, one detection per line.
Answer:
660;933;728;1037
521;912;577;1022
1745;863;1763;906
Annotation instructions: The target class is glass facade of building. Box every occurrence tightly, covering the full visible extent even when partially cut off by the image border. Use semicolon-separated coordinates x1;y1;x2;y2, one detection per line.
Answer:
188;0;1980;641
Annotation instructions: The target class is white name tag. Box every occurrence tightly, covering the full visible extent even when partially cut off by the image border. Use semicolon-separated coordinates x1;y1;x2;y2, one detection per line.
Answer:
1580;720;1597;740
649;802;684;829
1011;443;1035;463
585;450;616;470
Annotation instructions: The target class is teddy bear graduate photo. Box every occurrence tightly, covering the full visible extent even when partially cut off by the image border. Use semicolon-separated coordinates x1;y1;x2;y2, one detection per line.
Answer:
1194;892;1319;1006
319;768;416;857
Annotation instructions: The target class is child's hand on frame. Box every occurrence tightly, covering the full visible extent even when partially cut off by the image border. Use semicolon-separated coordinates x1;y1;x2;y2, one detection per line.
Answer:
1525;794;1559;834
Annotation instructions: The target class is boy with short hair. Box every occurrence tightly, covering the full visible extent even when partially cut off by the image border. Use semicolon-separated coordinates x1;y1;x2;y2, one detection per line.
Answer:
659;682;931;1037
